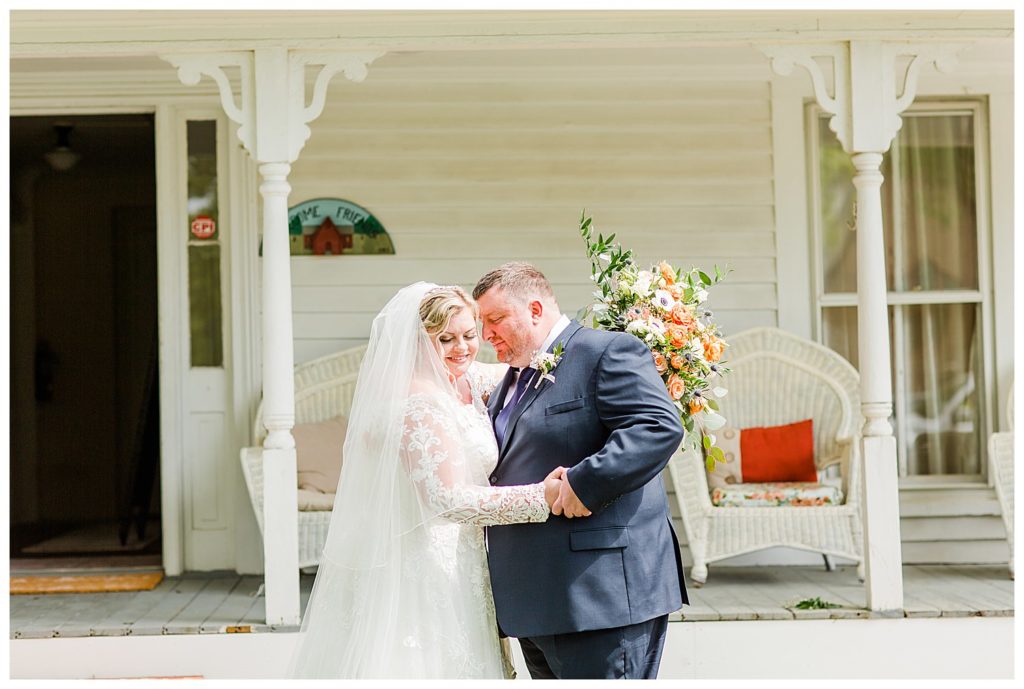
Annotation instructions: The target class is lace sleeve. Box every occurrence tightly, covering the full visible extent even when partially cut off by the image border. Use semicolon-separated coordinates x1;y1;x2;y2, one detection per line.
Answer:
467;362;510;403
401;395;548;526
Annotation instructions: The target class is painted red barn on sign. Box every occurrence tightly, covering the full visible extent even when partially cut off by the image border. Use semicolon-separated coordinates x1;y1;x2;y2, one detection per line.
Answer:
306;217;353;255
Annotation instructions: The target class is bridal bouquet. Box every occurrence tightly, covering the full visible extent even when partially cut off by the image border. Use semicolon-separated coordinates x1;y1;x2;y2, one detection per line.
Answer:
578;212;730;467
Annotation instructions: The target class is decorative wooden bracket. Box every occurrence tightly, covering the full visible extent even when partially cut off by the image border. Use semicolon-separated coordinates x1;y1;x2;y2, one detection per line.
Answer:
760;41;963;153
162;49;384;162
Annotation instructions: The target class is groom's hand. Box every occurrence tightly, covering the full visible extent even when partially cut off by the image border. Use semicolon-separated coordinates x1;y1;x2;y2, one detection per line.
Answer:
555;472;592;518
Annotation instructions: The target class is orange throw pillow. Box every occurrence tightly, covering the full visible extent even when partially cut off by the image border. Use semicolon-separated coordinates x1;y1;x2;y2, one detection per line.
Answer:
739;419;817;483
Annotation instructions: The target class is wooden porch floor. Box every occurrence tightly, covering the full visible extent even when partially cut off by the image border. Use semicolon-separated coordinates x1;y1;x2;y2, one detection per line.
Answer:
9;565;1013;639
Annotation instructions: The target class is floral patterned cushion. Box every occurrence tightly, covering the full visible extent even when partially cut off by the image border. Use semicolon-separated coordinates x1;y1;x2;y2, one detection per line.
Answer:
711;482;844;508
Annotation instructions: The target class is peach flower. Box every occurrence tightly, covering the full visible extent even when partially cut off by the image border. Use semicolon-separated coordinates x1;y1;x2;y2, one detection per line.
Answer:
658;261;675;285
667;374;686;400
670;353;687;371
668;325;688;348
652;351;668;373
688;397;704;415
703;336;725;363
671;303;697;331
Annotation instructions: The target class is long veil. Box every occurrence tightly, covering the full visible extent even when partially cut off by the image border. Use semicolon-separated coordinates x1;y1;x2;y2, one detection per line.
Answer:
286;282;502;678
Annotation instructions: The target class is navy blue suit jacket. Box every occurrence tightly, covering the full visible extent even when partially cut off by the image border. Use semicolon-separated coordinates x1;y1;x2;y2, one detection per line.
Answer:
486;320;687;638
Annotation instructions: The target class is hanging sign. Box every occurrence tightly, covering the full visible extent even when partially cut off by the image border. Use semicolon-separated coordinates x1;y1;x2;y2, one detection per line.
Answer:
281;198;395;256
191;215;216;240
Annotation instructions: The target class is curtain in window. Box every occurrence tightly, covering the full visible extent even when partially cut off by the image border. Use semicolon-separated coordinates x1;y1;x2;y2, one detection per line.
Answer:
819;112;982;476
897;115;980;475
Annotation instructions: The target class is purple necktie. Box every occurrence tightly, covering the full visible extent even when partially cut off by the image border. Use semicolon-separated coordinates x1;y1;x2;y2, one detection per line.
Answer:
494;368;535;447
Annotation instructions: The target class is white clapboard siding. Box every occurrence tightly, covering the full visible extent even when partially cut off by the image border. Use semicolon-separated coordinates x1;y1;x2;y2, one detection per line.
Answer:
282;46;777;363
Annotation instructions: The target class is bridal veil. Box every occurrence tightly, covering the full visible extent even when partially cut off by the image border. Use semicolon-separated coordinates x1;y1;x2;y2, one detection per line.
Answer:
286;282;502;678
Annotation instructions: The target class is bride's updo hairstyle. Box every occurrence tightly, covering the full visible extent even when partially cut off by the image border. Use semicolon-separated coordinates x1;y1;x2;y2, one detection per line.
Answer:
418;285;478;339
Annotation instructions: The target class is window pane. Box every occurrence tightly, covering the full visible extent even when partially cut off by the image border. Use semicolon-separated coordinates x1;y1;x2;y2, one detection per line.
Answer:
187;120;218;241
821;306;860;367
818;112;977;294
817;124;859;293
902;303;982;475
893;114;978;291
823;303;983;477
188;245;223;367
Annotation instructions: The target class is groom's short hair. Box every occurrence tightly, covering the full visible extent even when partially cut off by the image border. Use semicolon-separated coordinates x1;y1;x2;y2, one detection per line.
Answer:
473;262;555;304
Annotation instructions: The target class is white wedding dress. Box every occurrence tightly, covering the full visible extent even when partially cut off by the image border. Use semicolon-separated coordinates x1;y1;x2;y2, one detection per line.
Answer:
288;283;548;679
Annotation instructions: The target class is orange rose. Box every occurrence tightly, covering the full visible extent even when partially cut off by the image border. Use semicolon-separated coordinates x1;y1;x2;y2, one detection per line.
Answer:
652;351;668;373
668;284;684;299
658;261;675;285
671;303;696;330
670;353;687;371
703;336;725;363
668;324;688;348
688;398;704;415
667;374;686;400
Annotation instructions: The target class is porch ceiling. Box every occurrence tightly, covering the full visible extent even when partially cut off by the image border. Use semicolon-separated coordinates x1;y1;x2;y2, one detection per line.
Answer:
11;10;1013;58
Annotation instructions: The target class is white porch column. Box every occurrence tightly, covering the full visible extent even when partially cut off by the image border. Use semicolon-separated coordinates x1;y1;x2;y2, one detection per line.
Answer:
762;41;961;612
257;160;301;625
164;47;383;625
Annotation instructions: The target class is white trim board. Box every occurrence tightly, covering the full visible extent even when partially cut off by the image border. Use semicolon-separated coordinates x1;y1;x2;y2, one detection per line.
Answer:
10;617;1013;679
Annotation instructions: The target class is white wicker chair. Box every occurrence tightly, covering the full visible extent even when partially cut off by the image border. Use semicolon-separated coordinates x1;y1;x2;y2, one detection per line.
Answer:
667;327;865;586
240;345;366;569
989;383;1013;579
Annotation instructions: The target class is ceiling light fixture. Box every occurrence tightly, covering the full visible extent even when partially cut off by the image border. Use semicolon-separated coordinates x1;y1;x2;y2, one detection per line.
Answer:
44;123;81;172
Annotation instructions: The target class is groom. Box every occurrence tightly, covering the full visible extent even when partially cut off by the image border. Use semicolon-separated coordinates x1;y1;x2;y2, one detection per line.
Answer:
474;262;688;680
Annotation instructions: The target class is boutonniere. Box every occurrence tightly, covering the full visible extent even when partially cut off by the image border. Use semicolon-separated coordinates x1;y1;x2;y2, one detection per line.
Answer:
529;342;565;389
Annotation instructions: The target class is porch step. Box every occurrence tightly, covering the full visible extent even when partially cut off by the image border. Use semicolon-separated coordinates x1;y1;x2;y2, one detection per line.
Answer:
901;539;1010;565
899;483;1009;565
900;515;1006;541
898;485;1002;518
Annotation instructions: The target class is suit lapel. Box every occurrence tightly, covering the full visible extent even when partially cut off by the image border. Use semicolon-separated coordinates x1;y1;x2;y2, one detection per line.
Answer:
497;320;584;458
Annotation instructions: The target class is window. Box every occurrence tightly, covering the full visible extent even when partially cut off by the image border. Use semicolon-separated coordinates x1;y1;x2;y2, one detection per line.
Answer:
810;101;991;478
186;120;223;368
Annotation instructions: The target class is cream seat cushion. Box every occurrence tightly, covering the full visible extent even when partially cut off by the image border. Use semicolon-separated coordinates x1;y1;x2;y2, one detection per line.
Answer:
294;415;348;497
297;488;337;511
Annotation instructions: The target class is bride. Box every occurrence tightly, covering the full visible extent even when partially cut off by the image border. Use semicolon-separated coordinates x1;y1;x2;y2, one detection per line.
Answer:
287;282;562;678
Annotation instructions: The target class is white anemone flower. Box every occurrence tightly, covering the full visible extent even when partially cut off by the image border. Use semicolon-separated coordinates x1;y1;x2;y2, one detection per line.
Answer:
653;289;675;312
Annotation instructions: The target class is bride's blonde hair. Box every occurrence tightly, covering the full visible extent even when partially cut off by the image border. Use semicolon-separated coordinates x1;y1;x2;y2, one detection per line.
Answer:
419;285;478;338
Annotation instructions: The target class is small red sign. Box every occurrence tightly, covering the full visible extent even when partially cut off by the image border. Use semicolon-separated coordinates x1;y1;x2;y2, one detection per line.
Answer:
191;215;216;239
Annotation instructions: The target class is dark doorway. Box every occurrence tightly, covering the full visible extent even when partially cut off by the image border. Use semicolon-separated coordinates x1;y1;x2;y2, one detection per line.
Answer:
10;114;162;572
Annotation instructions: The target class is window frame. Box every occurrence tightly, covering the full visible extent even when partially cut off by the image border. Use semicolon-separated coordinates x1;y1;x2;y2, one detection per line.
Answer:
806;98;995;481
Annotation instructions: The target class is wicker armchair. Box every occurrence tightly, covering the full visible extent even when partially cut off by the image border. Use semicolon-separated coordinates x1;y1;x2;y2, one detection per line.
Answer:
240;345;366;569
667;327;865;586
240;343;499;569
989;384;1013;579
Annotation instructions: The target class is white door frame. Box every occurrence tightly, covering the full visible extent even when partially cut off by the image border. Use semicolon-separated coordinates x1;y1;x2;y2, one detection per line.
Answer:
11;95;261;576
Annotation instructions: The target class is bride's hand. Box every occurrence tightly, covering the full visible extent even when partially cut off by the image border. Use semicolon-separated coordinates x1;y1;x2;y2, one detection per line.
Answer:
543;467;567;511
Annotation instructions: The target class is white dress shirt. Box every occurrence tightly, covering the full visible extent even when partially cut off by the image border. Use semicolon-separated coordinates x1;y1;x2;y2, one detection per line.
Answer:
502;314;571;409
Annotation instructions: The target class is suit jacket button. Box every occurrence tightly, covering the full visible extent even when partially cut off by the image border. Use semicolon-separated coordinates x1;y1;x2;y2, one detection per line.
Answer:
489;476;498;485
